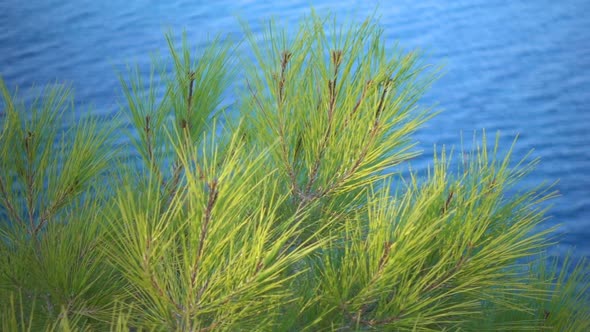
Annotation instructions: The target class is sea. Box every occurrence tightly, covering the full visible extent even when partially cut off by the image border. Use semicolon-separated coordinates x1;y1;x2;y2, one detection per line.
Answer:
1;0;589;262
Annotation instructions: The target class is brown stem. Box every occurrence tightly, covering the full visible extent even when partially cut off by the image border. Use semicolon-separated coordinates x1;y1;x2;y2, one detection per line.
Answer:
304;55;341;195
187;71;196;122
342;302;404;328
251;53;300;199
343;80;372;130
34;180;78;236
144;115;164;181
23;131;36;232
145;115;153;161
194;277;210;307
142;238;184;314
0;176;23;225
165;160;184;201
425;254;466;292
190;179;219;287
0;254;24;288
143;243;164;299
274;50;292;105
275;51;300;194
441;191;454;215
319;126;379;198
377;242;392;272
293;134;303;165
246;78;299;196
318;79;391;197
246;79;267;116
374;79;392;121
359;314;404;327
198;321;220;332
196;163;206;181
278;51;292;104
359;241;394;297
163;71;195;203
331;50;343;74
328;79;336;117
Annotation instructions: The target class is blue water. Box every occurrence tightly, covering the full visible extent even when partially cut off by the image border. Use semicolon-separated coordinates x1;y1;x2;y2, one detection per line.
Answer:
1;1;589;259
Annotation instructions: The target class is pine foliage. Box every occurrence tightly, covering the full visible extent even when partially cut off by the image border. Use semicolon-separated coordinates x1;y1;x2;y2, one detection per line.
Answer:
0;13;588;331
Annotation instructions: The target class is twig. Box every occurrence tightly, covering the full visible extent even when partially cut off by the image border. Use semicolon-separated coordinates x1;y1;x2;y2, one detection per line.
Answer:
0;176;23;225
162;71;196;203
248;74;300;187
277;51;291;104
145;115;153;162
34;179;78;236
318;78;391;197
23;131;36;232
142;239;183;313
342;302;404;328
304;51;342;194
165;160;184;201
374;79;392;120
425;254;467;292
187;71;196;122
190;179;219;287
144;115;165;181
441;191;454;214
343;80;372;130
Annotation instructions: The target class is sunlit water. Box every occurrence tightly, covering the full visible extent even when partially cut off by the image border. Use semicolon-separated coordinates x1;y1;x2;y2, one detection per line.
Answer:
1;0;589;261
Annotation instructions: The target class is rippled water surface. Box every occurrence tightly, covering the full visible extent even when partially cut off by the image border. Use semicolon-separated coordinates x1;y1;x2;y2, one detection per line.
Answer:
1;1;589;258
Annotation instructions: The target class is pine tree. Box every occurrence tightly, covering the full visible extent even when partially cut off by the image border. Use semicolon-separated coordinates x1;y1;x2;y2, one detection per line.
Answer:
1;13;588;331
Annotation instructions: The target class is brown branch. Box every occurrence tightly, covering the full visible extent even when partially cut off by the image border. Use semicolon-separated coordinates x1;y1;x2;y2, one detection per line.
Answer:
162;71;196;203
425;254;467;292
331;50;343;75
317;78;392;197
0;259;24;288
319;127;378;198
342;302;404;328
304;52;342;195
144;115;164;181
374;79;392;121
246;79;267;116
191;179;219;287
328;50;342;119
23;131;36;232
34;179;79;236
357;241;394;299
187;71;196;121
195;277;210;307
343;80;373;130
145;115;153;161
273;50;292;105
328;79;336;118
360;313;404;327
276;51;299;192
271;51;306;199
196;163;206;181
165;160;184;201
143;242;164;299
377;242;392;272
293;133;303;165
142;238;184;314
198;321;220;332
441;191;454;215
0;176;23;225
246;77;300;199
